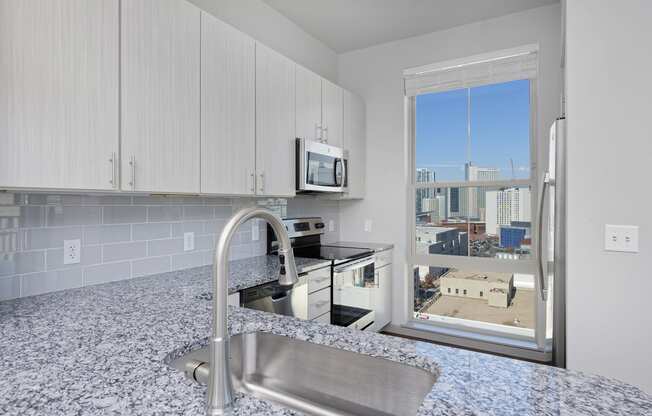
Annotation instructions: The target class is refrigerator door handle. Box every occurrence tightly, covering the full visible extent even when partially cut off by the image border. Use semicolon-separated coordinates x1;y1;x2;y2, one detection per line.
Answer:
537;172;552;301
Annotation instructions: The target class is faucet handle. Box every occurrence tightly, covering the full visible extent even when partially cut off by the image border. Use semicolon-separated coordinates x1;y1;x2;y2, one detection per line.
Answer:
277;248;298;286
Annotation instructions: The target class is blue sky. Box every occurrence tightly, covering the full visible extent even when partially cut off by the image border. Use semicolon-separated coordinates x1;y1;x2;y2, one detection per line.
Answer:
415;79;530;181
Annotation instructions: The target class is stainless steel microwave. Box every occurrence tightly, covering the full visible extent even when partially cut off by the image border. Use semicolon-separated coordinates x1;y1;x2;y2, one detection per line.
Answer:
296;138;348;193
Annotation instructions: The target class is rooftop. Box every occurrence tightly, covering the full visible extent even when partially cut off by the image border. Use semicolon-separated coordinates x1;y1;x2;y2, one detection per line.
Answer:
442;270;513;284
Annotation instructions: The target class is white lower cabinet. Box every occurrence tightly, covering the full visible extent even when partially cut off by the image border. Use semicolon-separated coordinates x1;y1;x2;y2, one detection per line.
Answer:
372;253;393;331
372;265;392;331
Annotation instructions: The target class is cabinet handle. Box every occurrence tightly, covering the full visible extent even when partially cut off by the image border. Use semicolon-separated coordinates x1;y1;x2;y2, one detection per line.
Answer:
109;152;117;188
129;156;136;191
322;126;329;143
259;172;265;193
250;171;255;193
313;300;329;308
315;123;322;141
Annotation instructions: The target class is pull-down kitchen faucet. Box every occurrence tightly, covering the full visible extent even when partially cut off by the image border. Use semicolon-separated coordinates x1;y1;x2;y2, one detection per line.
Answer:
206;207;298;415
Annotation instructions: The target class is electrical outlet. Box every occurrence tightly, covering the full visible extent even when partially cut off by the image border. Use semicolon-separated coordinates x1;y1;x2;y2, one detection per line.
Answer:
605;224;639;253
328;220;335;232
364;219;372;233
184;232;195;251
63;239;81;264
251;219;259;241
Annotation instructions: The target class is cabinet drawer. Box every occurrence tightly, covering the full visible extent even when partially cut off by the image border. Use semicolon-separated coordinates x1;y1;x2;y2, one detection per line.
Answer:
308;287;331;320
307;267;331;294
375;249;393;268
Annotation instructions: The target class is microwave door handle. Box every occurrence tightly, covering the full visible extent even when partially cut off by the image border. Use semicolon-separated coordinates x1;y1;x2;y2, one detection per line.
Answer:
341;158;347;188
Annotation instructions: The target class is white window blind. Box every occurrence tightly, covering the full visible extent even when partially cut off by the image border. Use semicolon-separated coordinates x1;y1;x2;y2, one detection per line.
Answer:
403;44;538;97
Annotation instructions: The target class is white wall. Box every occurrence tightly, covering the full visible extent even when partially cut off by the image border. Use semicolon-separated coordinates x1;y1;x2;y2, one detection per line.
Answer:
337;5;562;327
565;0;652;393
187;0;338;81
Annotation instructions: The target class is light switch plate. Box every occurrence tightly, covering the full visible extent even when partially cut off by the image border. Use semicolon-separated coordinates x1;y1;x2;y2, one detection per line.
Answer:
63;239;81;264
605;224;639;253
364;219;372;233
328;220;335;232
184;232;195;251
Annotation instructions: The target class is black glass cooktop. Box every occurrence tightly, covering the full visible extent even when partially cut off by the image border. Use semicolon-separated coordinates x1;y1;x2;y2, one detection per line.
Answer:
292;245;372;262
332;304;374;328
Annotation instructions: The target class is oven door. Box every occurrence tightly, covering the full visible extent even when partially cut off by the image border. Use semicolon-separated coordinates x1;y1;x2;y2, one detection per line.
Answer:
296;138;347;192
332;256;376;329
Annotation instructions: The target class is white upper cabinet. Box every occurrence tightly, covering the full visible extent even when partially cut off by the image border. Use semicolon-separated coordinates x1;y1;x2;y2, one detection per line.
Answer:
342;90;366;199
321;79;344;148
255;43;296;197
0;0;119;190
201;12;256;196
295;65;323;142
121;0;200;193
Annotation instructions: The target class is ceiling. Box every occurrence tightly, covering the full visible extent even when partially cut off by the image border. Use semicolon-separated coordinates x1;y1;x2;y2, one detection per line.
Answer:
263;0;559;53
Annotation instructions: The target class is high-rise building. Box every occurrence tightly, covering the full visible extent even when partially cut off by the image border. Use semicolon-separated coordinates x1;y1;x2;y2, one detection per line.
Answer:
465;163;500;219
485;187;531;235
421;195;446;223
415;168;435;213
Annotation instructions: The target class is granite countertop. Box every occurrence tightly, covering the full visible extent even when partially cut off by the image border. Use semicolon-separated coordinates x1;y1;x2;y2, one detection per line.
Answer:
330;241;394;252
227;255;331;293
1;263;651;415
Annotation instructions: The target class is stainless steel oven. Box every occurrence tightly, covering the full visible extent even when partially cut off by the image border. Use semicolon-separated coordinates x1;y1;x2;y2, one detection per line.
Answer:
296;138;348;193
332;255;376;330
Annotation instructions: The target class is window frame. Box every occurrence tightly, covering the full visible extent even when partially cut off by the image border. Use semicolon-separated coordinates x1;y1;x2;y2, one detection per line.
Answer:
405;48;548;346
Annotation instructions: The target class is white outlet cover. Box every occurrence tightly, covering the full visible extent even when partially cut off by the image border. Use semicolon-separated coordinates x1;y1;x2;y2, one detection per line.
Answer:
184;232;195;251
364;219;373;233
328;220;335;232
605;224;639;253
63;239;81;265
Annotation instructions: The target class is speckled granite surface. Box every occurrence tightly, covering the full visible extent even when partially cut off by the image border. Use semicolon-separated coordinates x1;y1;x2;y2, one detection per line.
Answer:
1;263;651;415
226;255;331;293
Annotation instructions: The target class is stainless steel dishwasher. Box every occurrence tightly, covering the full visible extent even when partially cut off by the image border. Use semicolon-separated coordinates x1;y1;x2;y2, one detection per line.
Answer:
241;277;309;319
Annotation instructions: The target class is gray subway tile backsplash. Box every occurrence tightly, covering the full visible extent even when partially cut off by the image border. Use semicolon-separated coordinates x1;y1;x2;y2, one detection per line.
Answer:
147;206;182;222
46;245;102;271
132;256;170;278
132;223;171;241
0;192;334;301
83;225;132;245
84;261;131;286
21;269;83;297
46;205;102;226
103;206;147;224
102;241;147;263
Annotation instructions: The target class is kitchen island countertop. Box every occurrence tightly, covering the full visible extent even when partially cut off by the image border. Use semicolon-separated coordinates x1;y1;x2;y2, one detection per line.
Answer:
1;262;651;415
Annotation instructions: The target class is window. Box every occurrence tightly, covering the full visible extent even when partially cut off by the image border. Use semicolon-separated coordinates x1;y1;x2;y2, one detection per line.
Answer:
406;46;539;339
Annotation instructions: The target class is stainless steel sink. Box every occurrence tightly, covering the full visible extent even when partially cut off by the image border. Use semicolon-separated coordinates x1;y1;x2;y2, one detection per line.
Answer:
172;331;437;416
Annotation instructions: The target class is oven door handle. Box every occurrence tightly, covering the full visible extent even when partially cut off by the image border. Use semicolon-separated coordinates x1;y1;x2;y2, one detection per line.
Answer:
334;258;375;274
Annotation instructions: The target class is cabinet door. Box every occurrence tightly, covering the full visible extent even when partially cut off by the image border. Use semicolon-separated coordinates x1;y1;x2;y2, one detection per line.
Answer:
295;65;322;142
321;79;343;148
373;264;393;330
342;90;366;199
201;12;255;195
0;0;119;190
121;0;200;193
255;43;296;197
